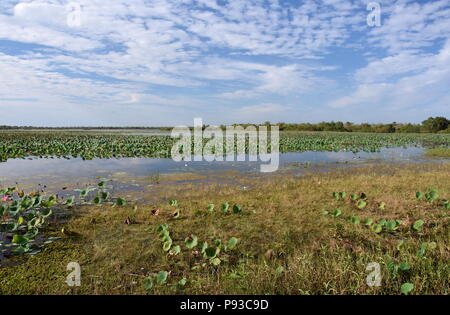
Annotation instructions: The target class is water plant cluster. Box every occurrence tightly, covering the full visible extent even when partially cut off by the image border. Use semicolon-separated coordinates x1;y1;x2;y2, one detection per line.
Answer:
0;187;58;256
0;132;449;162
326;188;448;295
143;200;241;292
0;181;126;259
279;132;450;153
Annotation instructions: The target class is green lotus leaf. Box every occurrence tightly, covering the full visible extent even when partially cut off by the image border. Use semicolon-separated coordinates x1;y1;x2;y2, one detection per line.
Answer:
156;271;168;285
169;245;181;256
412;220;424;232
401;283;414;295
144;277;153;291
398;262;410;272
356;200;367;209
332;209;342;217
210;257;221;266
115;197;126;206
221;202;230;213
185;235;198;249
364;218;373;226
372;224;382;233
204;247;219;259
233;205;242;214
226;237;238;250
163;240;172;252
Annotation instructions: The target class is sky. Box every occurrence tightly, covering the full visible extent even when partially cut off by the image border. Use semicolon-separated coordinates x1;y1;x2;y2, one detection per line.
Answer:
0;0;449;127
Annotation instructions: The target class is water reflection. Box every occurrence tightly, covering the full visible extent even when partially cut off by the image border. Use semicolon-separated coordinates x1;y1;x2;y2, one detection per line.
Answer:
0;146;443;190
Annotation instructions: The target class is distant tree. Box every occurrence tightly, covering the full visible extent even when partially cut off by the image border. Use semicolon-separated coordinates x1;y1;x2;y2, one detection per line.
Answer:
387;123;396;133
359;123;374;132
375;123;396;133
397;123;421;133
422;117;450;133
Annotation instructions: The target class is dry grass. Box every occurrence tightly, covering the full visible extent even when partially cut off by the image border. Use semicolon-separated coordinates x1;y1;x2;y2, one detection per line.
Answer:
426;148;450;158
1;162;449;295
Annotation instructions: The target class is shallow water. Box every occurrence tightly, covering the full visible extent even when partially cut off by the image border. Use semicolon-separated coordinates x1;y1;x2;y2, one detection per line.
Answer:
0;145;441;190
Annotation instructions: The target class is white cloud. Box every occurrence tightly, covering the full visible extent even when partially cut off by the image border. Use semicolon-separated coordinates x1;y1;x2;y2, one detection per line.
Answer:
367;0;450;53
326;0;450;120
328;39;450;113
0;0;448;125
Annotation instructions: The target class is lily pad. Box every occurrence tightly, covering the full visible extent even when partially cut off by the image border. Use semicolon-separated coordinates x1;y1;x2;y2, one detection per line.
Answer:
356;200;367;209
226;237;238;250
144;277;153;291
412;220;424;232
185;235;198;249
401;283;414;295
156;271;168;285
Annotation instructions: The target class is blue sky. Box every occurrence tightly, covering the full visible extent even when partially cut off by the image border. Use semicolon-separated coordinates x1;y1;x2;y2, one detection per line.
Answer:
0;0;449;126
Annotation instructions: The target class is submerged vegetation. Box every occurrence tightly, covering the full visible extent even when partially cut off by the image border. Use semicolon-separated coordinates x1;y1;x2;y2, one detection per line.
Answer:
0;131;449;162
0;163;448;295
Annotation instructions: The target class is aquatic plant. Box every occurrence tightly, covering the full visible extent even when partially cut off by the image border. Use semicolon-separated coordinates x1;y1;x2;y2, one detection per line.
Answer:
401;283;414;295
0;132;449;162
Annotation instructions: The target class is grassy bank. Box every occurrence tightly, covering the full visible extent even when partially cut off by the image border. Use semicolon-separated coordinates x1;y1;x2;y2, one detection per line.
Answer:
426;148;450;158
1;162;449;295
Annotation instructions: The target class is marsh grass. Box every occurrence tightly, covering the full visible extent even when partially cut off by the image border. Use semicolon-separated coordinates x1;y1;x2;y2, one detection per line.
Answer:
1;162;449;295
425;148;450;158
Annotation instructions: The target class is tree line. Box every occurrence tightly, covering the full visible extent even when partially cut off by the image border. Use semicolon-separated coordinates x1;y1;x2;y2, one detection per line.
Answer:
0;117;448;133
227;117;449;133
273;116;449;133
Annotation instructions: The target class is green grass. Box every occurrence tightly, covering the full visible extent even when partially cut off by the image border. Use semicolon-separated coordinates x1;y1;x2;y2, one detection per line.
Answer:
1;162;449;295
425;148;450;158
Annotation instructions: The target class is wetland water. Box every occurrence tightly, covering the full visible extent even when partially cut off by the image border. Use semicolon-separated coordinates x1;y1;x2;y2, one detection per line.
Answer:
0;146;444;193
